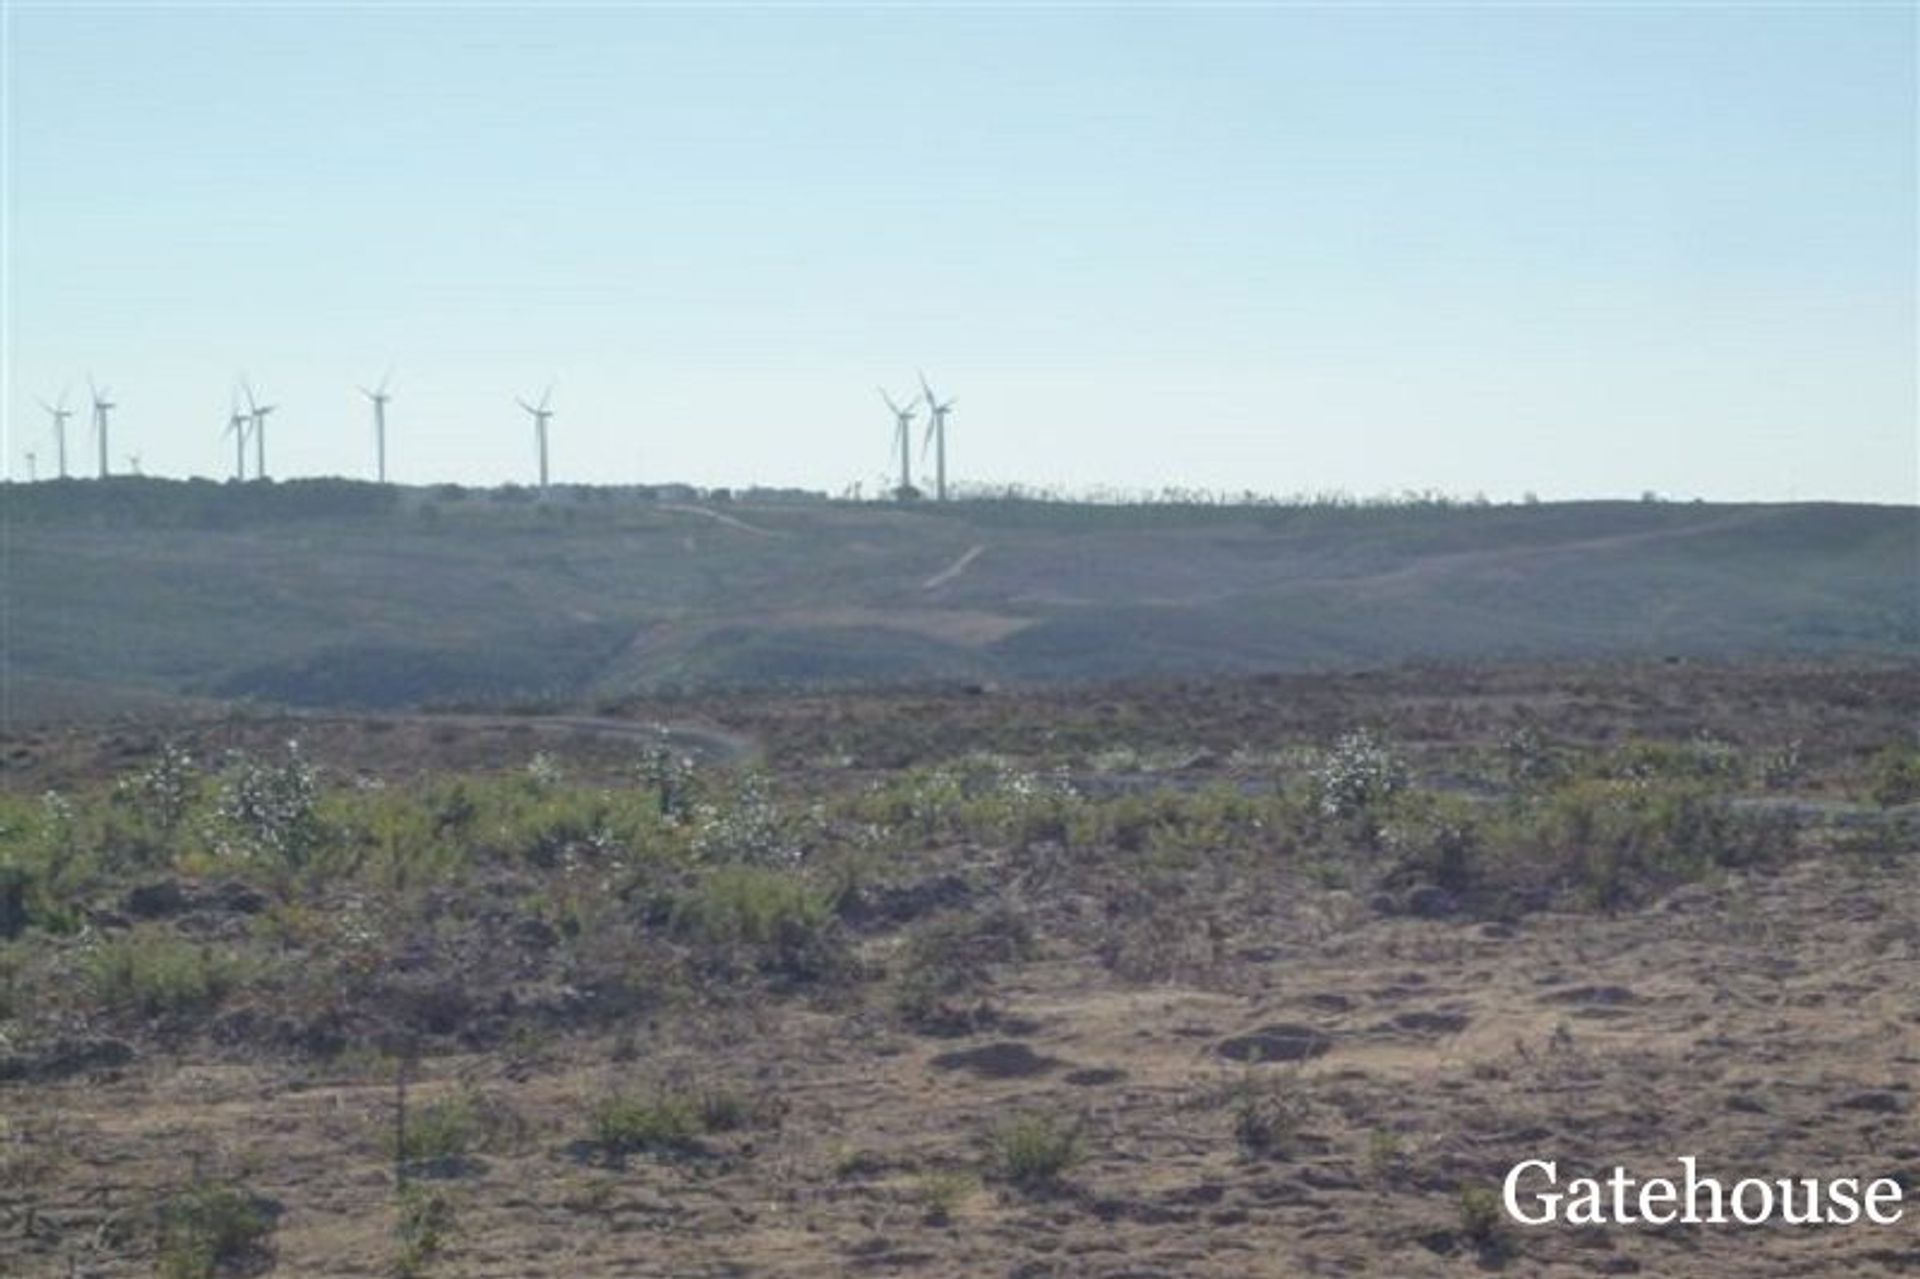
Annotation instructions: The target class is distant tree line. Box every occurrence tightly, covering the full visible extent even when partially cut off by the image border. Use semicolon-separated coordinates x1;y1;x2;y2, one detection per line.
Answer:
2;477;402;527
5;473;1693;530
0;477;846;528
939;482;1505;508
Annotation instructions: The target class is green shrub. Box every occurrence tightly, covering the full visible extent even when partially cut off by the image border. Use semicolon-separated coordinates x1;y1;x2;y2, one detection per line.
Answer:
1457;1184;1506;1250
986;1112;1086;1191
1313;729;1408;819
0;792;94;935
1599;737;1743;785
916;1169;979;1225
387;1093;479;1164
688;773;798;864
586;1083;775;1160
83;933;245;1019
393;1182;456;1278
1866;745;1920;808
1378;792;1483;894
217;743;328;866
588;1091;703;1158
1499;778;1792;908
892;907;1032;1029
117;742;202;832
1365;1129;1405;1183
671;865;845;980
155;1178;277;1279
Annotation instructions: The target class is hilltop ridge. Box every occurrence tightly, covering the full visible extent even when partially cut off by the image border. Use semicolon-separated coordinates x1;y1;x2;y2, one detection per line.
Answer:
5;481;1914;718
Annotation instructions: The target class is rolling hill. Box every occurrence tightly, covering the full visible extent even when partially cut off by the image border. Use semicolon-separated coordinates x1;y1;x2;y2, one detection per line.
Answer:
3;480;1914;718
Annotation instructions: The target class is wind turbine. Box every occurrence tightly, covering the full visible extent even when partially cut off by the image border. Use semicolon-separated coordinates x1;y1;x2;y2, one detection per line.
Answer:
360;370;393;483
242;379;276;479
87;378;115;479
918;371;956;503
23;451;37;482
35;393;73;479
516;385;555;489
879;387;918;499
223;392;251;480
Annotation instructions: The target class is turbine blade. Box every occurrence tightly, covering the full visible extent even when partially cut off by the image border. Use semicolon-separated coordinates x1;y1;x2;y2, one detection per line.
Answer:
539;382;554;411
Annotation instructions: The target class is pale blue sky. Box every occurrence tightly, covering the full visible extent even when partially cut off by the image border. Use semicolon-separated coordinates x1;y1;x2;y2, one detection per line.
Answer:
4;3;1914;500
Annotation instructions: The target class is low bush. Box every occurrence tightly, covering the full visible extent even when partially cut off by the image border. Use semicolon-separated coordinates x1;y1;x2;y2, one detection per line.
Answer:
985;1112;1086;1191
891;907;1032;1030
155;1177;277;1279
670;865;847;980
1227;1073;1308;1158
1457;1184;1507;1251
1866;745;1920;808
387;1093;481;1165
916;1169;979;1225
588;1090;704;1158
393;1183;456;1278
83;932;246;1019
1508;778;1792;908
1312;728;1408;819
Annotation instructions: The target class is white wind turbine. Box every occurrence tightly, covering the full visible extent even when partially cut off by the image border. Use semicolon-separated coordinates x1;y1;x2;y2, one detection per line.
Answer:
516;385;555;489
35;392;73;479
360;370;393;483
242;379;276;479
879;387;918;499
88;377;116;479
223;392;251;480
918;371;956;503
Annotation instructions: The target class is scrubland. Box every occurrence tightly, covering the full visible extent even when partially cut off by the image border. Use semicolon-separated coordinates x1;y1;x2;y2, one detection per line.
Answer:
2;662;1917;1275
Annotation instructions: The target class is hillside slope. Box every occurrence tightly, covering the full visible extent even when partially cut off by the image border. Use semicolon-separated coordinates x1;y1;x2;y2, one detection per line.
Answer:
3;483;1914;714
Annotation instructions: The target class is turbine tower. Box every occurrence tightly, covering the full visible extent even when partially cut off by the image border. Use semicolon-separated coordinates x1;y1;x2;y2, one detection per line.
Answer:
242;380;276;479
918;372;956;503
879;387;918;499
24;451;37;482
360;370;393;483
223;393;250;480
88;378;115;479
516;385;555;489
35;394;73;479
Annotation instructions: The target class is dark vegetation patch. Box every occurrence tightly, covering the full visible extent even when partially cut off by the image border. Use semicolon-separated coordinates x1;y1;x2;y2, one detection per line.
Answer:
929;1041;1063;1080
213;622;633;709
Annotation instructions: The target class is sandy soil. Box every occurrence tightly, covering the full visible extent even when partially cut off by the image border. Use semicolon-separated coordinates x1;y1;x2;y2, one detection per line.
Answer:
6;848;1918;1276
